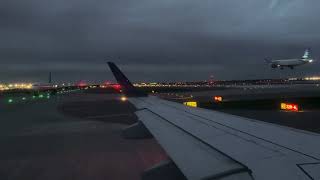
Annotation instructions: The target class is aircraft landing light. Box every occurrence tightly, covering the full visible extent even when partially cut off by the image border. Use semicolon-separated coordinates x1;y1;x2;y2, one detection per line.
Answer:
280;103;299;112
183;101;198;108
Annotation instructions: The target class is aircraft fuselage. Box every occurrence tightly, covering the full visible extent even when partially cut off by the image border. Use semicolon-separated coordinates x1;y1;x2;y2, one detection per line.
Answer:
267;49;313;69
270;58;313;69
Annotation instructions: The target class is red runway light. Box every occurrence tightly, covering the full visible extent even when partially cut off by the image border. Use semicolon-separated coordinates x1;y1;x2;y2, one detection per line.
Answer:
112;84;122;92
77;80;87;87
112;84;121;89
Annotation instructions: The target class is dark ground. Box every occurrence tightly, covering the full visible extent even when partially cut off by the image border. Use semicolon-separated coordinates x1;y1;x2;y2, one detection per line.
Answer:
57;99;137;124
0;93;168;180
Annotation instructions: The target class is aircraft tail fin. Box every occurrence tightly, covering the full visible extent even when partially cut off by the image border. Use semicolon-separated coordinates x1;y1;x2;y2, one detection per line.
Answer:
49;72;52;84
302;48;311;59
107;62;147;97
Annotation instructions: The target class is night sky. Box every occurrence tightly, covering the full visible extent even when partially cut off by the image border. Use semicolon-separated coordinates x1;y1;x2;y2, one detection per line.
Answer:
0;0;319;83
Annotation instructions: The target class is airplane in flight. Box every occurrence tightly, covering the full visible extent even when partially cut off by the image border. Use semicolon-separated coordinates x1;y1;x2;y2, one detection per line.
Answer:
107;62;320;180
265;49;314;69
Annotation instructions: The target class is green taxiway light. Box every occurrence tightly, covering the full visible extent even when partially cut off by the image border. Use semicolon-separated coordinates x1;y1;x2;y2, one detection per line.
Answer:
32;95;36;99
8;99;13;103
39;94;44;98
47;96;50;99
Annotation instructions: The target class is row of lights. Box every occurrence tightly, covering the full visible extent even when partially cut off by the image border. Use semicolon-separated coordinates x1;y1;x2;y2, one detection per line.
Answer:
0;83;33;91
4;88;84;104
304;77;320;81
182;95;300;112
5;93;51;104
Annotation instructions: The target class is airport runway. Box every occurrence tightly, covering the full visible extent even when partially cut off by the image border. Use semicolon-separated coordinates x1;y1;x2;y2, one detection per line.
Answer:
158;84;320;102
0;93;167;180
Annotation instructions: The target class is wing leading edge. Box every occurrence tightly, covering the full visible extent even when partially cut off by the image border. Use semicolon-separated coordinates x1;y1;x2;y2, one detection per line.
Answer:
107;62;320;180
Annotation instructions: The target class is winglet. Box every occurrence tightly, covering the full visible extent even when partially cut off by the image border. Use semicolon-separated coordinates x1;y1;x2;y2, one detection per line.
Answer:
107;62;147;97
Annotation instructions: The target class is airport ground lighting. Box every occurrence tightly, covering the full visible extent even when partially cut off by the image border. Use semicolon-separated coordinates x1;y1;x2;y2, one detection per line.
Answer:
304;76;320;81
120;96;128;102
0;83;33;91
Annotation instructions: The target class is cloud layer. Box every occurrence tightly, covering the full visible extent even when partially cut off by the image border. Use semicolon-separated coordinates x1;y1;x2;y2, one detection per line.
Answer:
0;0;320;82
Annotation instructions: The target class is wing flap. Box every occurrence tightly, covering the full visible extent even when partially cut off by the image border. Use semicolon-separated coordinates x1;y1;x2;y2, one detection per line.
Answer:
299;163;320;180
136;109;253;180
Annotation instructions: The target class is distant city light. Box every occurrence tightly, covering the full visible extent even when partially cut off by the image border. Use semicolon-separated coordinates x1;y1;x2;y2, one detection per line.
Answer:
0;83;33;91
304;76;320;81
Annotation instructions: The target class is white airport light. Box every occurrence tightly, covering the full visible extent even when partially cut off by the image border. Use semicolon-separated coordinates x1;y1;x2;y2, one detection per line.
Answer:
120;96;127;102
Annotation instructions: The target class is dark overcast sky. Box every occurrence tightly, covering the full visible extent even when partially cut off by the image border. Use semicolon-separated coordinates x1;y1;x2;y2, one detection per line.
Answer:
1;0;320;83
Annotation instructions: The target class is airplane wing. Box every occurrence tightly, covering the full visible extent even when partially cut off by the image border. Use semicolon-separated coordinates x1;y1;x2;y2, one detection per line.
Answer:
107;62;320;180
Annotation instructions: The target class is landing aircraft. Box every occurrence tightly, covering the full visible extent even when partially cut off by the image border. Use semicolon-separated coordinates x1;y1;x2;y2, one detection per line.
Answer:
107;62;320;180
265;49;313;69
